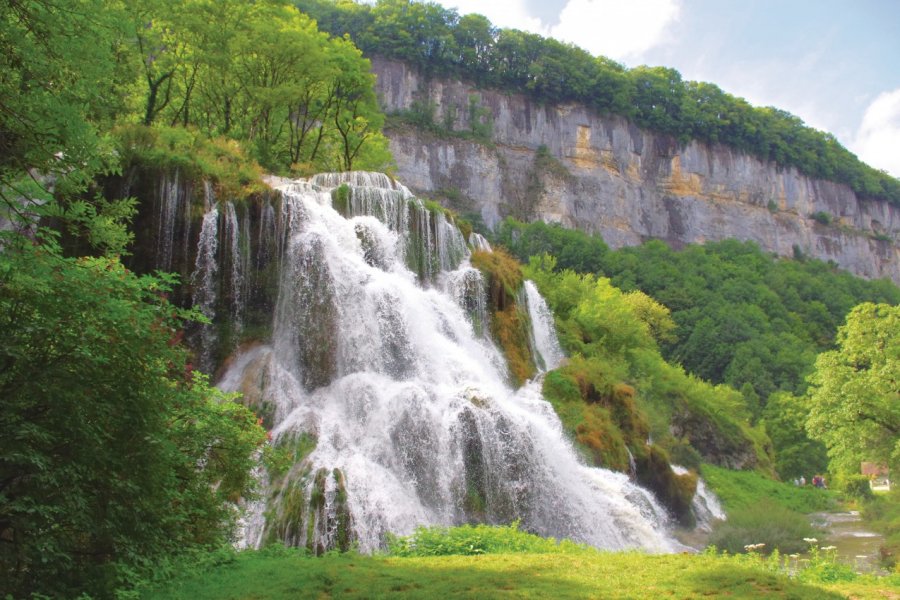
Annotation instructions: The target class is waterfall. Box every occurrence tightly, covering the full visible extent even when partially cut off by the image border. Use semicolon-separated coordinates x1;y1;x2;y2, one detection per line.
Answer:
469;232;492;252
446;265;490;339
192;205;219;373
156;170;184;271
523;280;565;372
217;172;679;554
223;201;246;335
672;465;726;532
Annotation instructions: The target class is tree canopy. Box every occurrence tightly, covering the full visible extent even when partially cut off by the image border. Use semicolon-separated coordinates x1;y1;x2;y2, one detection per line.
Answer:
805;303;900;475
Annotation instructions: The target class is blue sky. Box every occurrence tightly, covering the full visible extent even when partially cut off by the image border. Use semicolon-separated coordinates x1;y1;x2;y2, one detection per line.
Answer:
431;0;900;177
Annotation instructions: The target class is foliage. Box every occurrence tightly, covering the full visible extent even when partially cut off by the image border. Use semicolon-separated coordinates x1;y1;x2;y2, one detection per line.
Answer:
138;542;895;599
839;474;875;501
498;225;900;477
501;221;899;479
470;248;535;385
0;0;122;200
297;0;900;206
794;543;860;585
805;303;900;474
701;464;836;514
386;521;588;556
115;124;267;200
526;257;771;475
121;0;392;174
762;392;829;480
497;218;609;273
0;239;266;598
708;500;817;555
861;489;900;570
810;211;833;225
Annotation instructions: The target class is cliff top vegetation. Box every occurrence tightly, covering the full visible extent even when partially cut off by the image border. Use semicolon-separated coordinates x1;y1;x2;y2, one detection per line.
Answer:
296;0;900;207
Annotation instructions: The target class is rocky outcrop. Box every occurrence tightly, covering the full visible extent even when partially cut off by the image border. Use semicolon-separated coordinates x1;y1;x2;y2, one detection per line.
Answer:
372;57;900;283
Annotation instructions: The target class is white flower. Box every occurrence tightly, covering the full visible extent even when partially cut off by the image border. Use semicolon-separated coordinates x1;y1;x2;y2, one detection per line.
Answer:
803;537;818;543
820;545;837;551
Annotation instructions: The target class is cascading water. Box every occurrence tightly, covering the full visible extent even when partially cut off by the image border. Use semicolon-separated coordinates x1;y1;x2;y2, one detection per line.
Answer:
215;172;680;554
523;280;565;372
155;170;192;272
672;465;726;532
192;205;219;374
468;232;492;252
223;201;246;336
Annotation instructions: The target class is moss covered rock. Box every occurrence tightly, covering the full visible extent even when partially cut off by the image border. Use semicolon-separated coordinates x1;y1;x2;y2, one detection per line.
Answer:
471;248;536;386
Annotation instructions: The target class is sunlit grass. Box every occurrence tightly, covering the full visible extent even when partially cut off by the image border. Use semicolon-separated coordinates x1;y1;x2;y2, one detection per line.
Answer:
702;463;837;513
141;547;900;599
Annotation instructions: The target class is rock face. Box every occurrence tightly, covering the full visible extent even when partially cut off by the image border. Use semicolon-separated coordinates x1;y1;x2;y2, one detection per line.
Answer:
372;57;900;283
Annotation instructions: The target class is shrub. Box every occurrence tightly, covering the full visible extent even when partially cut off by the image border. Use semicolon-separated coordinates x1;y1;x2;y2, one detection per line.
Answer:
839;474;874;501
708;500;817;555
810;211;833;225
386;522;589;557
114;124;266;201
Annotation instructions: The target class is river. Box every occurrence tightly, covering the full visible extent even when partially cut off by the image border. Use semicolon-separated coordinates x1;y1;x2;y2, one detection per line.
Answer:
810;510;887;575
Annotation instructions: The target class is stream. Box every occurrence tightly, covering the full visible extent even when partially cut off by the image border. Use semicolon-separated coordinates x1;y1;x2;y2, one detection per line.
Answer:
810;510;887;574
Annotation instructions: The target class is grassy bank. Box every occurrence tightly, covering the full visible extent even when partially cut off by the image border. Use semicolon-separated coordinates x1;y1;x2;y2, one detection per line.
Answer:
141;547;899;599
702;464;837;513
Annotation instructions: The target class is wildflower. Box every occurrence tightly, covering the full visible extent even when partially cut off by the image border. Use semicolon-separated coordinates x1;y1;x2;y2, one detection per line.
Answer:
820;545;836;551
802;537;817;543
788;554;799;559
743;543;766;551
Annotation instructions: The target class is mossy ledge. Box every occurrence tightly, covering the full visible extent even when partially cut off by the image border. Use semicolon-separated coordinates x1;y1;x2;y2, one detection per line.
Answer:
542;357;697;524
470;248;536;386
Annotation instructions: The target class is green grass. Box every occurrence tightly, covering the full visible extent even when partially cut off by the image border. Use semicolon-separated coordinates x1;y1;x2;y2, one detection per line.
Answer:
708;499;817;555
140;547;900;599
702;464;837;513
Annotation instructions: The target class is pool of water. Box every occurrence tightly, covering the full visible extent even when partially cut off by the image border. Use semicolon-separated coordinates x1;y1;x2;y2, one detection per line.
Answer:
810;510;887;574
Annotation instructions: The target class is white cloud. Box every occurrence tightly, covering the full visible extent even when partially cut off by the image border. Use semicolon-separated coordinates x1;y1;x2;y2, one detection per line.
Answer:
550;0;681;61
439;0;545;33
852;89;900;178
438;0;680;62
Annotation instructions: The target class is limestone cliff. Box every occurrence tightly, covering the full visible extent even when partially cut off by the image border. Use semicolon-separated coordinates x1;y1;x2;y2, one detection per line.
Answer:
372;57;900;283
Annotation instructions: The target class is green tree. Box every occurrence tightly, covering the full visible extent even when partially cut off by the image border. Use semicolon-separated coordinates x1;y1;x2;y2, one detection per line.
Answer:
805;303;900;474
762;392;828;480
0;236;265;598
0;0;125;216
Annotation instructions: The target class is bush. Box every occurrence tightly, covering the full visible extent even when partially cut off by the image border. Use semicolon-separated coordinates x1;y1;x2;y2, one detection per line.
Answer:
861;489;900;569
810;211;833;225
839;474;874;500
114;124;266;201
386;522;589;557
708;500;817;555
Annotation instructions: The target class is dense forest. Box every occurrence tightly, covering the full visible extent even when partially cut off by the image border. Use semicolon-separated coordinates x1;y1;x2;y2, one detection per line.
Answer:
295;0;900;206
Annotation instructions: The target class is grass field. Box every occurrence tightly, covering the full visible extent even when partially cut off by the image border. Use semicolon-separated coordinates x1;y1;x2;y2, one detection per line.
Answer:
141;547;899;599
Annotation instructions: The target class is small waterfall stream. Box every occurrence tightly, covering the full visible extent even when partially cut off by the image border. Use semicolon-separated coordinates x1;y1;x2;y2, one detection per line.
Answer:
192;205;219;374
523;280;565;372
205;172;681;554
672;465;726;532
